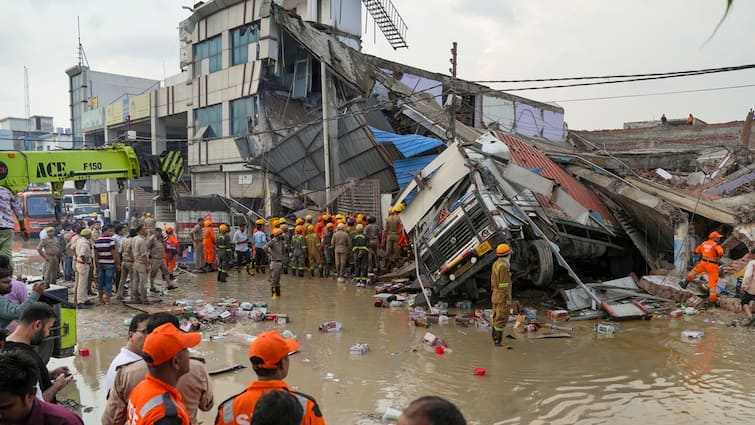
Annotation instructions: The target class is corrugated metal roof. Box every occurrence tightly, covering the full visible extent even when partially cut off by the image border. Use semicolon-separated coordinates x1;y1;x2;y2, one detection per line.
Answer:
371;127;444;158
394;155;438;188
493;130;616;226
267;113;397;204
393;155;438;204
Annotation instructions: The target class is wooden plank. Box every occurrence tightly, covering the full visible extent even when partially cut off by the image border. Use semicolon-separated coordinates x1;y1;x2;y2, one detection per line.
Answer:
124;302;186;315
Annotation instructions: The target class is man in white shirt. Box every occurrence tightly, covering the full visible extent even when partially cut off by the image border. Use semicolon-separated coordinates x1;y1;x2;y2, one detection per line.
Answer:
104;312;150;396
740;258;755;327
233;223;251;267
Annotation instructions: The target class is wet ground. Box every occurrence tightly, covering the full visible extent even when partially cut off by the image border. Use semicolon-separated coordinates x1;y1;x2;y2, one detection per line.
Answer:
12;240;755;425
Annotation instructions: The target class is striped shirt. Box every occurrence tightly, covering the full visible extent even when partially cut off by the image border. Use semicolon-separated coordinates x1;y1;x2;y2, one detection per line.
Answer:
0;186;24;229
94;236;116;265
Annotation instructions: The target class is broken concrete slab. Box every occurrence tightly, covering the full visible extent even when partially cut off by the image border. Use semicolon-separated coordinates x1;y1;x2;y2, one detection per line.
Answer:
637;275;704;307
560;287;628;311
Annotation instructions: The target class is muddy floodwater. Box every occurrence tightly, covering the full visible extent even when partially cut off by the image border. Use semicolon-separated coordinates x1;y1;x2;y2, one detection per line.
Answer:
33;260;755;425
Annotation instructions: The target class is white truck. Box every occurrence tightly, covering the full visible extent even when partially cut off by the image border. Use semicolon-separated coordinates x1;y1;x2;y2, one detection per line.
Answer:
393;134;625;301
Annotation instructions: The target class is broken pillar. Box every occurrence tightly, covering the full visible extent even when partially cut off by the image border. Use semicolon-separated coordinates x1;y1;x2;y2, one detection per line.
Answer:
673;214;689;276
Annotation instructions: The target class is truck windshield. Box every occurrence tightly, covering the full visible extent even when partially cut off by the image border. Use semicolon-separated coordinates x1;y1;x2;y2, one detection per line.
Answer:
26;195;56;218
73;195;97;204
74;206;101;215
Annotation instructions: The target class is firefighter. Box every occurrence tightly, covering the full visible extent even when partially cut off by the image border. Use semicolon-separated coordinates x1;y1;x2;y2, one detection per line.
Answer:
364;215;380;273
305;224;323;278
491;243;513;347
164;227;180;281
291;226;307;278
351;224;369;287
203;220;216;272
280;223;291;274
684;231;725;304
215;224;234;283
322;223;335;278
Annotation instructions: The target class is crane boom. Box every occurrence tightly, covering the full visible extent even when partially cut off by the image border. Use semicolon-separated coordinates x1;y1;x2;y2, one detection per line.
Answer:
0;144;184;219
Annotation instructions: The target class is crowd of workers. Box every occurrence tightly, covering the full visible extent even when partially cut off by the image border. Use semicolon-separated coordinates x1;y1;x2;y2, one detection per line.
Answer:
188;206;411;297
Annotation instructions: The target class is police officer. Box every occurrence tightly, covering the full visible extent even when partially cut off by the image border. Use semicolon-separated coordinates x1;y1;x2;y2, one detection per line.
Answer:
265;228;285;298
491;243;513;347
216;224;233;283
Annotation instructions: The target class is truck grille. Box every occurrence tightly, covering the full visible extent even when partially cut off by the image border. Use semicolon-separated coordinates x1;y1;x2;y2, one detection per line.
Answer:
421;199;490;273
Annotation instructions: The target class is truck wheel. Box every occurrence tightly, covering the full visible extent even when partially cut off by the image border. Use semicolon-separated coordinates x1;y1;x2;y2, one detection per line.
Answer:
529;239;554;287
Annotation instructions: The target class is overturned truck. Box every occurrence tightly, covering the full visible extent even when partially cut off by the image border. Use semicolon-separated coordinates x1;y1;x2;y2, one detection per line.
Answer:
393;133;628;300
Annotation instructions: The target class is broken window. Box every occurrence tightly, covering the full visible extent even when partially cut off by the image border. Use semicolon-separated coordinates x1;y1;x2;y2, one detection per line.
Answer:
193;35;222;77
230;96;258;136
231;23;260;66
194;104;222;138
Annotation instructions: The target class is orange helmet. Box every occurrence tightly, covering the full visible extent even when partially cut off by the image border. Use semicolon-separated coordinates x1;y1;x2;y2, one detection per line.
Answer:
709;231;723;239
204;220;211;227
219;224;229;232
165;226;174;233
326;222;334;228
496;243;512;256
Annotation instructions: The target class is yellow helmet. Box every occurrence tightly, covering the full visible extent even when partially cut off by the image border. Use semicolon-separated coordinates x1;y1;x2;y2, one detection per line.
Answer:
294;225;303;233
496;243;512;256
387;207;394;214
272;228;283;236
296;218;304;225
255;218;265;225
357;213;364;222
395;203;405;212
204;220;211;227
146;212;152;217
219;224;229;232
307;224;315;232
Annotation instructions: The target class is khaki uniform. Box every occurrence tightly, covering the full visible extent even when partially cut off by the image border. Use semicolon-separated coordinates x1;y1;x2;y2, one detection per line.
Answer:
143;217;156;233
116;237;135;300
265;237;284;296
491;257;512;331
384;214;400;262
148;235;169;286
132;235;150;303
364;223;381;272
38;237;61;286
74;237;92;304
305;232;323;271
332;229;351;277
191;224;205;270
101;357;213;425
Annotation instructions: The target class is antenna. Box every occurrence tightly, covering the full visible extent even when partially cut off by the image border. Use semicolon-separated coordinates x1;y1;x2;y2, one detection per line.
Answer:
24;66;30;127
77;16;89;67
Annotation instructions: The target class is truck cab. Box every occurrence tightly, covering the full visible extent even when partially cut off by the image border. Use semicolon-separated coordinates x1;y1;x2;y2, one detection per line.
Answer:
63;192;102;221
15;189;57;236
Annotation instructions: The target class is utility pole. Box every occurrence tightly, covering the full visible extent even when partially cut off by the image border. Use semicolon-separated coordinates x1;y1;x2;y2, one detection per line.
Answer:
447;42;458;144
322;61;332;211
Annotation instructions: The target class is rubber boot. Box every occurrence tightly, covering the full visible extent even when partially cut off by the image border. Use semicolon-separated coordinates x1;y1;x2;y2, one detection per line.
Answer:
298;269;304;278
271;286;277;299
217;271;223;282
492;330;503;347
169;274;174;281
310;269;315;279
221;271;228;282
275;286;281;297
283;266;289;275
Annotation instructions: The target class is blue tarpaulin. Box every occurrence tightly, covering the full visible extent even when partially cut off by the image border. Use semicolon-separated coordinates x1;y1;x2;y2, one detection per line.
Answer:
370;127;444;158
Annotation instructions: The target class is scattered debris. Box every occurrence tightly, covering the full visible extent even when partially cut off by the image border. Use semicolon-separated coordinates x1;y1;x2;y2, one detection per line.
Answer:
208;364;246;376
319;321;343;332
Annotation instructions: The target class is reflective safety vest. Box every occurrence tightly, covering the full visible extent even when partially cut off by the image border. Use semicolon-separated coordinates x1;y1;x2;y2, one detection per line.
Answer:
127;374;190;425
214;380;324;425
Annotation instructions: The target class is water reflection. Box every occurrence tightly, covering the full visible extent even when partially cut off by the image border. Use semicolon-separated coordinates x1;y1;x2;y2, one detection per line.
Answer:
40;267;755;424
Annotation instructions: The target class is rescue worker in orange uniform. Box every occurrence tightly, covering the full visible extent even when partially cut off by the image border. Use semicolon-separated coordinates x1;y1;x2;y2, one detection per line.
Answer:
164;227;180;280
684;231;725;304
491;243;513;347
203;220;216;272
214;330;325;425
126;322;201;425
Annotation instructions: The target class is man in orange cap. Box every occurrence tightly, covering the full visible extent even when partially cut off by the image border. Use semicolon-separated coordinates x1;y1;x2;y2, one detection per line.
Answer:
214;331;325;425
684;231;725;304
126;322;201;425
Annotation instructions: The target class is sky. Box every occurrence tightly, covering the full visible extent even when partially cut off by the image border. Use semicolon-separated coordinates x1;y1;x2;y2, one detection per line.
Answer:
1;0;754;131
